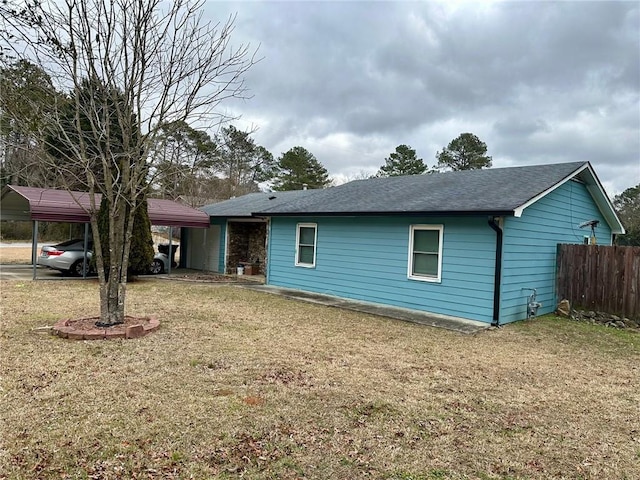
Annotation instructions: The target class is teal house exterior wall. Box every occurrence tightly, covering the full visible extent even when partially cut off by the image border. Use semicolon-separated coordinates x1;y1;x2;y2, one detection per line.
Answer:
266;180;613;325
499;180;612;323
267;215;498;323
210;218;227;273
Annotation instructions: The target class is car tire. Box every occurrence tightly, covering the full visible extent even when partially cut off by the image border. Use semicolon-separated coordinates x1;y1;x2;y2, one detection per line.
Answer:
150;259;164;275
70;260;90;277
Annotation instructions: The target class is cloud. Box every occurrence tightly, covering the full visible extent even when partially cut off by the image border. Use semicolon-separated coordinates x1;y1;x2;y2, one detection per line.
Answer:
206;1;640;196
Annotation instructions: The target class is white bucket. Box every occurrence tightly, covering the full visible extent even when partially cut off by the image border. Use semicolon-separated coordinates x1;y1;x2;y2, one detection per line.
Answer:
237;266;244;275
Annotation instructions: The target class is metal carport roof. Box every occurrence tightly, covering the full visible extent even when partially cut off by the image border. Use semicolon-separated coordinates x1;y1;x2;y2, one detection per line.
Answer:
1;185;211;228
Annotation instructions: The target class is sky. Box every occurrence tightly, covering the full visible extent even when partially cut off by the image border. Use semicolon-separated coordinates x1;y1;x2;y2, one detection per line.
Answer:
204;0;640;197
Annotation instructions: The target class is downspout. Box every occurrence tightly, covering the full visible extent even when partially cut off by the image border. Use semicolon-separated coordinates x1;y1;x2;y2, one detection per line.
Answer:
488;216;503;327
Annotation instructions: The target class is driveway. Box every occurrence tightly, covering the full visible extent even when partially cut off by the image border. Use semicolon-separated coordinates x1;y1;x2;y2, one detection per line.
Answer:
0;264;74;281
0;242;86;280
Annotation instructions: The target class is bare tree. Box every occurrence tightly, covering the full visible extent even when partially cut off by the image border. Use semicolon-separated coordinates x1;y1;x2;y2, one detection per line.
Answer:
1;0;257;324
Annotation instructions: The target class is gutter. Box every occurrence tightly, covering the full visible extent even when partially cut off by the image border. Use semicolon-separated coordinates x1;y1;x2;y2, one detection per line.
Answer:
488;216;503;327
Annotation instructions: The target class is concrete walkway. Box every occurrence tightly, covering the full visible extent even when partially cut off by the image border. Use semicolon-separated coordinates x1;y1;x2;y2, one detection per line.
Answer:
0;264;67;281
240;284;489;334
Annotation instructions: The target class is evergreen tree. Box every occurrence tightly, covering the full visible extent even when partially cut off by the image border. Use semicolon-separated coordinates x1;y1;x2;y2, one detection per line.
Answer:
214;125;275;197
272;146;331;191
436;133;492;171
151;120;218;201
614;184;640;246
44;77;136;190
376;144;428;177
96;196;154;277
0;60;60;187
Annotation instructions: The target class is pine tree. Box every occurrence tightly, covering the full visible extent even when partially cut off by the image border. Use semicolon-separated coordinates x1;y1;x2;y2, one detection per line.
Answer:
272;146;331;191
214;125;275;197
376;145;427;177
436;133;492;171
614;184;640;246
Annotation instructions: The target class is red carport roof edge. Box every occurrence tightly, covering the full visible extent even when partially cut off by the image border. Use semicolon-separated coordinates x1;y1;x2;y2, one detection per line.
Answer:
4;185;210;228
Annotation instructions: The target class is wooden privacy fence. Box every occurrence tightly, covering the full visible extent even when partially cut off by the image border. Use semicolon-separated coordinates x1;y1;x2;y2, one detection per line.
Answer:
557;244;640;319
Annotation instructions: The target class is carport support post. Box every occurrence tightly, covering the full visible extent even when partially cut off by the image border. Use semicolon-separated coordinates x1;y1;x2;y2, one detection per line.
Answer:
82;223;90;279
168;227;173;275
32;220;38;280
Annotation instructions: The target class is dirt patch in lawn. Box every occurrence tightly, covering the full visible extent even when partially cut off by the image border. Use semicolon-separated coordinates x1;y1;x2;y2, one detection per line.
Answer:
1;279;639;479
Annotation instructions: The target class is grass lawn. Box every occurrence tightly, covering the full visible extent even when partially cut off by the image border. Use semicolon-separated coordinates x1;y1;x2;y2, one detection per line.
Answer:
0;246;34;264
1;279;639;479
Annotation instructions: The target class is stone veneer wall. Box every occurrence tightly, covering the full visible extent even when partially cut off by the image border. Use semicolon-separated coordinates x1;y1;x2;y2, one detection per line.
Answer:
226;222;266;274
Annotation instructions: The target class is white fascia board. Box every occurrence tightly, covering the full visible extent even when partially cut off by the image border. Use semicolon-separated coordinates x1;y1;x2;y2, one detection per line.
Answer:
581;164;625;235
513;163;590;218
513;162;625;235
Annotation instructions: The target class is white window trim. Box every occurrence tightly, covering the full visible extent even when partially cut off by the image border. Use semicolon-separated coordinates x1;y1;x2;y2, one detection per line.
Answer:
295;223;317;268
407;224;443;283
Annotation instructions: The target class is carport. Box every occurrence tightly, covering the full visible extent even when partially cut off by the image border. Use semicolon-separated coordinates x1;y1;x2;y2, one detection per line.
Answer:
0;185;210;279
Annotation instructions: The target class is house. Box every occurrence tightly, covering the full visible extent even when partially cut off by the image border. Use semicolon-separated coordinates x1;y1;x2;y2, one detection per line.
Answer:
251;162;624;325
183;190;318;274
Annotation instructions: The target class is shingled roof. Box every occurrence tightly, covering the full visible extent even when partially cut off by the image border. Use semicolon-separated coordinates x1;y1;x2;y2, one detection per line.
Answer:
200;190;319;218
252;162;623;233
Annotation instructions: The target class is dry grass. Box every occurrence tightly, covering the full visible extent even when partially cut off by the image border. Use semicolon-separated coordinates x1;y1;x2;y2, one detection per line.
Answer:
0;247;33;264
1;279;639;480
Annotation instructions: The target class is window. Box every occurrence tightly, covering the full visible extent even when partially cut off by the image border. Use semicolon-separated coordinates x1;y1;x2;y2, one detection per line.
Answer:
408;225;443;282
296;223;317;267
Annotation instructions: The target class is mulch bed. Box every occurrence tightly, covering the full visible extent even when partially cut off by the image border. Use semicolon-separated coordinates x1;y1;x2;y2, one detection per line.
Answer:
167;272;263;283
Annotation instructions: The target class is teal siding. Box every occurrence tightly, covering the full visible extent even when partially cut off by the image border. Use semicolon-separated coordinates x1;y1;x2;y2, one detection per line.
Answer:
500;180;612;323
209;218;227;273
267;216;497;323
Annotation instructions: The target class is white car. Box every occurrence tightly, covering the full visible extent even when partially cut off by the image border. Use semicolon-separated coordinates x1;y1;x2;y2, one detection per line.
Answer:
149;252;171;274
38;239;93;276
38;239;171;276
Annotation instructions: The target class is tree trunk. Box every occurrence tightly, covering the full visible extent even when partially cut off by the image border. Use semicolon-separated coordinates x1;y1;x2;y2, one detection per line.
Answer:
100;277;126;325
96;192;137;326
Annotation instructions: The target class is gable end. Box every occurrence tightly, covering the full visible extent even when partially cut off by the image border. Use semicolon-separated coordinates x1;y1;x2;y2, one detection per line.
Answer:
512;163;624;234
